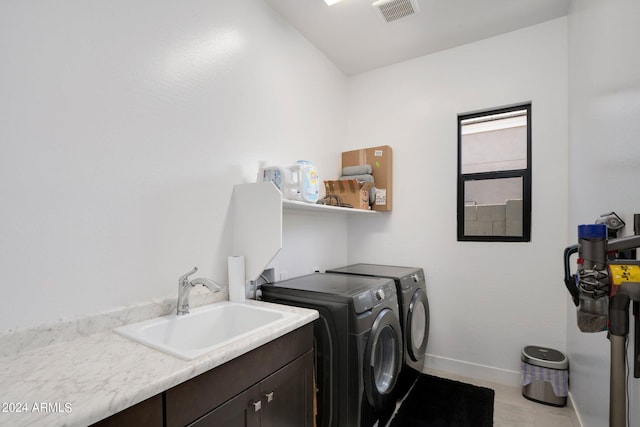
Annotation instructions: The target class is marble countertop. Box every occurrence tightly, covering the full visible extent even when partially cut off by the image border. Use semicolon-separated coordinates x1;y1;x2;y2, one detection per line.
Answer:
0;299;318;427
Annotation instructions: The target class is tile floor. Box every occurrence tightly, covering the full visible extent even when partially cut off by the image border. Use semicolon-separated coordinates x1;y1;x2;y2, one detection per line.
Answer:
425;368;582;427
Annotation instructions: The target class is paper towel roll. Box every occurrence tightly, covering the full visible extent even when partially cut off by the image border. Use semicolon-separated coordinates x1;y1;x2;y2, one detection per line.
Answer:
228;256;246;302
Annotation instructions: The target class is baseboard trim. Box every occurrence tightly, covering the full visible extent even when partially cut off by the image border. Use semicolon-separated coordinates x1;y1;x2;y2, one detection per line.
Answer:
422;354;584;426
567;392;585;427
423;353;521;387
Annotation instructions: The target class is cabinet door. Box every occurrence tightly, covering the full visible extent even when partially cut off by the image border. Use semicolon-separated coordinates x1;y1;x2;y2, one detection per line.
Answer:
189;384;261;427
260;350;314;427
166;325;313;427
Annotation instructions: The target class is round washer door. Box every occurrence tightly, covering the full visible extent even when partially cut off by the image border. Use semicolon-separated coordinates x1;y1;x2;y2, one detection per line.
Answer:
364;307;402;410
407;288;430;362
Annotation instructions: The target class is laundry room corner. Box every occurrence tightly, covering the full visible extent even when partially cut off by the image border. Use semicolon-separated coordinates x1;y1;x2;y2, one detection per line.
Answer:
345;17;570;386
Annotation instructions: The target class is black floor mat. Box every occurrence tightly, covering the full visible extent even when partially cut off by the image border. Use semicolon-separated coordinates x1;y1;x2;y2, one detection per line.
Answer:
388;374;495;427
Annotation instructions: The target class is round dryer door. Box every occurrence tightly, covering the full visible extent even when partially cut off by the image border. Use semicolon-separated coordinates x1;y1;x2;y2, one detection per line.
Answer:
407;288;429;361
364;308;402;410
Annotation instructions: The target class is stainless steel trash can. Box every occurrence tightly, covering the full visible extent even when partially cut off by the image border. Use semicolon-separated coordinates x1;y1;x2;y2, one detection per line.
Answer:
521;346;569;407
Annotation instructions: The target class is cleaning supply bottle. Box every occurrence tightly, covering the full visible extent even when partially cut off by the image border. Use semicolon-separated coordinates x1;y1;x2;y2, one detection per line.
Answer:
283;160;319;203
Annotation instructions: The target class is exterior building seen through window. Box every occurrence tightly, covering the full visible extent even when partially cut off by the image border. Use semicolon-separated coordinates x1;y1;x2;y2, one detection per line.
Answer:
457;103;531;242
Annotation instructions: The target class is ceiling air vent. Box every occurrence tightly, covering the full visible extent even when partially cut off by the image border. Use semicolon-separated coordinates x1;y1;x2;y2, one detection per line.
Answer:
372;0;420;24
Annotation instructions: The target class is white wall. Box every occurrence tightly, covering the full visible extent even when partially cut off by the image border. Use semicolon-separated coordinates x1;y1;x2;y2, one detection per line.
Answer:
0;0;348;332
346;18;569;384
567;1;640;425
275;211;349;280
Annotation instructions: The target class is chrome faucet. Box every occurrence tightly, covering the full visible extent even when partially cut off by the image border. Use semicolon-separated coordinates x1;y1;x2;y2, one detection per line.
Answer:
177;267;223;315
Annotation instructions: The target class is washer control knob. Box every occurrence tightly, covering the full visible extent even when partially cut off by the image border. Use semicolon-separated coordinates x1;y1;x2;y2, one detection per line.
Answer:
412;274;419;283
374;289;385;301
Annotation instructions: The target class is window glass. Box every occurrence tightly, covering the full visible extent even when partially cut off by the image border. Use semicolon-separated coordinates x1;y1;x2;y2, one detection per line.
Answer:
461;123;527;173
457;104;531;242
464;177;523;237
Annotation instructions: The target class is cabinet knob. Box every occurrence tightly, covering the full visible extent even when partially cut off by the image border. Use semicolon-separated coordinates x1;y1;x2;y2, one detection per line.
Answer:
252;400;262;412
265;391;274;403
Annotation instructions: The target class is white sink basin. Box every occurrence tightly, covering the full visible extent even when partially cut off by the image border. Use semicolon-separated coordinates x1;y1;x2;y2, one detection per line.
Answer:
114;301;295;360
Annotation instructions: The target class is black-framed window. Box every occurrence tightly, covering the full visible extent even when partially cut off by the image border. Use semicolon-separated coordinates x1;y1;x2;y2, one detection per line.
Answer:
457;103;531;242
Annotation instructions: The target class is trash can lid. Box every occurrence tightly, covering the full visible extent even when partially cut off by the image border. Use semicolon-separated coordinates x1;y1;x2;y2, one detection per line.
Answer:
521;346;568;370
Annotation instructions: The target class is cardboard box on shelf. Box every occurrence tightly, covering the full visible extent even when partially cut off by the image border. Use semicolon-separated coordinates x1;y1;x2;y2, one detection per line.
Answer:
323;180;373;210
342;145;392;211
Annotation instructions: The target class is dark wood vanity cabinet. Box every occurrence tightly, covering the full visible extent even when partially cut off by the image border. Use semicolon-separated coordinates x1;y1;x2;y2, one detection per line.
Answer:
189;350;313;427
91;324;314;427
258;351;313;427
167;324;314;427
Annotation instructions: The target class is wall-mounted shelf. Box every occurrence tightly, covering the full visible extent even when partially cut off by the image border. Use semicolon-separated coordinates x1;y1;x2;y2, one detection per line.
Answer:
283;199;378;215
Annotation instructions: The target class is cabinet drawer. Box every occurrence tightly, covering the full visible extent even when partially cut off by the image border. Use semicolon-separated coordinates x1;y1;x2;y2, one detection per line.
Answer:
90;395;163;427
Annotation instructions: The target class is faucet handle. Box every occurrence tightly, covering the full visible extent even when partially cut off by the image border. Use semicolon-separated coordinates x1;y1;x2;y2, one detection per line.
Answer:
179;267;198;285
